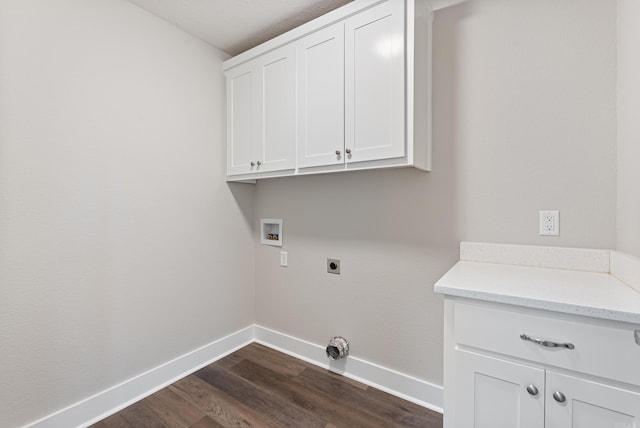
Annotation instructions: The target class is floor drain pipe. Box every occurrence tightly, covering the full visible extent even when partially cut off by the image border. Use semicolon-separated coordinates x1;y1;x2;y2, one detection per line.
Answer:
326;336;349;360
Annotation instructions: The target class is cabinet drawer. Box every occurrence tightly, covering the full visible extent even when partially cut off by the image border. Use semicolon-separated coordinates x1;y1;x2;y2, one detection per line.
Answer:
455;303;640;386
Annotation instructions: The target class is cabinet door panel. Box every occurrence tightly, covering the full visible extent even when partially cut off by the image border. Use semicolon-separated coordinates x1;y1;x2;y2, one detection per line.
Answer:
454;349;544;428
226;65;255;176
345;0;405;164
546;371;640;428
297;23;344;168
257;45;296;173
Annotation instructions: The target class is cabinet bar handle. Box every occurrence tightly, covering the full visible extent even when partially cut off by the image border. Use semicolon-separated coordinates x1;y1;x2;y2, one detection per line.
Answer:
520;334;575;350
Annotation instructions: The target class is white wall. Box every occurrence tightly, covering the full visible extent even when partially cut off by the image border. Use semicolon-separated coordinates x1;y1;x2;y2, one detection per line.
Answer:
0;0;622;423
254;0;617;387
0;1;255;426
617;0;640;258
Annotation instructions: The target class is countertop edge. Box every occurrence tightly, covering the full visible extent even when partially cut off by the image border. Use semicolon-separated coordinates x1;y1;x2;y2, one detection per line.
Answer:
434;283;640;325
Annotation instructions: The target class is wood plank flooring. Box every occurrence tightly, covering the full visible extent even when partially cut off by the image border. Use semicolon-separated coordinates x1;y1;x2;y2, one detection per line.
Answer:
92;343;442;428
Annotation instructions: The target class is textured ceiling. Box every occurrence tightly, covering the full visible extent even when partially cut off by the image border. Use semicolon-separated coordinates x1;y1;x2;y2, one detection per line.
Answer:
127;0;353;56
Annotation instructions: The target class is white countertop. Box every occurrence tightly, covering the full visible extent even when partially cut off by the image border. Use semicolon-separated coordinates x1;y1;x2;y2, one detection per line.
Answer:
435;260;640;324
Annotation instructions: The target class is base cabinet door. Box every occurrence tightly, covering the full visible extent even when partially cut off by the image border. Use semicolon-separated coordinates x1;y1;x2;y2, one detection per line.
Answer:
454;349;545;428
545;371;640;428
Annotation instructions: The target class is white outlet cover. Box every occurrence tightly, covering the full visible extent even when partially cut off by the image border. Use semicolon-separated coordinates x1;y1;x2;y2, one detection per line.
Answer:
539;210;560;236
280;251;288;267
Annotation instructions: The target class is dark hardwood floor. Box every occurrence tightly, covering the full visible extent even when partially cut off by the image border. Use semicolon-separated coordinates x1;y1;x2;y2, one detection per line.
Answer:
92;343;443;428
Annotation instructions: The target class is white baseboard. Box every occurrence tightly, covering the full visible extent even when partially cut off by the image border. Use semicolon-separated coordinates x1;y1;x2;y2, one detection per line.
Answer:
27;324;443;427
254;325;443;413
26;326;255;428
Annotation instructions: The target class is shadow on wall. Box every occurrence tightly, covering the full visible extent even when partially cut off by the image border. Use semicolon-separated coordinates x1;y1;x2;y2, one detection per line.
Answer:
252;167;455;248
228;181;256;233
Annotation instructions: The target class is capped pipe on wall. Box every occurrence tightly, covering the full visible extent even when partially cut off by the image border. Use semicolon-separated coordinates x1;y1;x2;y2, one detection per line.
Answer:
326;336;349;360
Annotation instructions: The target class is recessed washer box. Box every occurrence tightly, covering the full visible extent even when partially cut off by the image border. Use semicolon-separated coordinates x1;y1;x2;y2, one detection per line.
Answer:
260;218;282;246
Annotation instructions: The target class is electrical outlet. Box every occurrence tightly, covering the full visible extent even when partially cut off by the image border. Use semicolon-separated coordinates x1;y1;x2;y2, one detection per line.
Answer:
280;251;288;267
327;258;340;274
539;210;559;236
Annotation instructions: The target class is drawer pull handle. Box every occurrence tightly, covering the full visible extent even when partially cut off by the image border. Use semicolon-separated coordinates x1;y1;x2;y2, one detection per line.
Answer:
520;334;575;350
526;385;539;396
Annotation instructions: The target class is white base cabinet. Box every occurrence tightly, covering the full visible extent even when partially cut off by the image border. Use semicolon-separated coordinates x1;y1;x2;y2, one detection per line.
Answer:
454;349;544;428
444;299;640;428
224;0;432;181
545;371;640;428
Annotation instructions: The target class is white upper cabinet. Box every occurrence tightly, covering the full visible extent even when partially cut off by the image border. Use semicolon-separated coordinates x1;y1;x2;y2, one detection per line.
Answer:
296;22;345;169
224;0;432;181
258;45;296;173
345;0;405;164
226;63;255;176
226;44;296;176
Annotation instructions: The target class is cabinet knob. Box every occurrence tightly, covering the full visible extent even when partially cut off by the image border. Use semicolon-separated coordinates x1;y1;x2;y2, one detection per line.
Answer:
526;385;539;396
250;162;255;167
345;149;351;154
553;391;566;403
257;161;262;166
335;150;341;155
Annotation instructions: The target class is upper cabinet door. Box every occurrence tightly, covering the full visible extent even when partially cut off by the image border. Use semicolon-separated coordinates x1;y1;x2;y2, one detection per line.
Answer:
545;371;640;428
226;45;296;176
296;22;345;169
226;63;256;176
255;44;297;174
344;0;405;164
